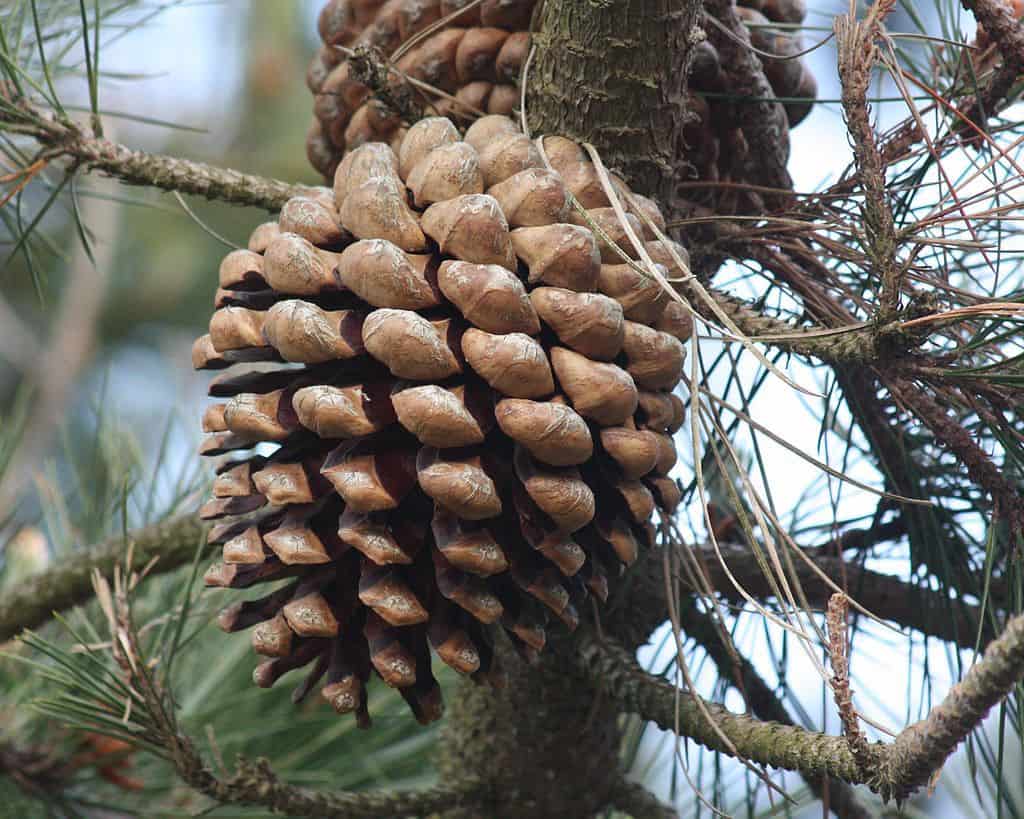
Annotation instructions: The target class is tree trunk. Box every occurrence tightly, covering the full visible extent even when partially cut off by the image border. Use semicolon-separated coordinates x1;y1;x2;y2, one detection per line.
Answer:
436;553;674;816
435;4;703;813
438;636;622;818
526;0;703;202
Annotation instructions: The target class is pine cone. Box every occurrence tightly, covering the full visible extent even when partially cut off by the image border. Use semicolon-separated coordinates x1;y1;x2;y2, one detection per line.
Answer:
307;0;536;178
195;115;691;725
732;5;816;127
306;0;819;198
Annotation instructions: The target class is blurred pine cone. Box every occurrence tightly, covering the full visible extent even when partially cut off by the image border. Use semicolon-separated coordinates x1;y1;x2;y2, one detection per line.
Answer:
195;115;692;725
306;0;819;184
307;0;537;178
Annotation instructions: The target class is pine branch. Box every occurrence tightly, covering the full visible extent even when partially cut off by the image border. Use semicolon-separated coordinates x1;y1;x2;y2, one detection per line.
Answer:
878;614;1024;802
680;600;873;819
177;752;488;819
0;513;206;642
611;534;991;651
58;131;313;210
823;50;1021;202
2;100;315;210
825;594;874;772
834;0;901;318
573;629;872;783
574;612;1024;801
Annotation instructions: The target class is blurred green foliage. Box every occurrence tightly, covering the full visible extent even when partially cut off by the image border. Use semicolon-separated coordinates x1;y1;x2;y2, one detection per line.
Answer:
0;3;441;814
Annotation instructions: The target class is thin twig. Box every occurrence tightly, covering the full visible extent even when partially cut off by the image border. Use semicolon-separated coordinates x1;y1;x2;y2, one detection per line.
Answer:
825;593;873;770
834;0;902;319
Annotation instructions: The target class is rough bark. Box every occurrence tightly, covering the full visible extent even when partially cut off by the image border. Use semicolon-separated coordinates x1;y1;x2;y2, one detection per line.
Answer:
64;135;315;210
526;0;703;203
438;636;622;818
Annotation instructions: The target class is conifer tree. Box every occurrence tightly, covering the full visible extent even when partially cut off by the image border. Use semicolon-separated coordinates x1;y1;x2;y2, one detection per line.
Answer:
1;1;1023;816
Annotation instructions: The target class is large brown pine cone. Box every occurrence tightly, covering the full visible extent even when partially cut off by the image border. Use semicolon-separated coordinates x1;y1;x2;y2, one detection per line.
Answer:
195;115;692;725
306;0;818;183
307;0;536;178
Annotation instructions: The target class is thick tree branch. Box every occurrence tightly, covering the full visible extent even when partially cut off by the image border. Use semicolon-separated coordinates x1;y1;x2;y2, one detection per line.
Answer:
685;542;994;651
878;614;1024;801
573;629;871;783
610;534;992;652
178;752;488;819
680;601;873;819
573;612;1024;800
0;513;206;643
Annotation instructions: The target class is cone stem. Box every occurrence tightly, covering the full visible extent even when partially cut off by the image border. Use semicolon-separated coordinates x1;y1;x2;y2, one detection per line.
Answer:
527;0;703;202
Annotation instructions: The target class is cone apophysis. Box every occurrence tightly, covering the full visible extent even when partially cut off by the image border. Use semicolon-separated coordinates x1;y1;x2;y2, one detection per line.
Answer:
306;0;819;189
195;115;692;725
